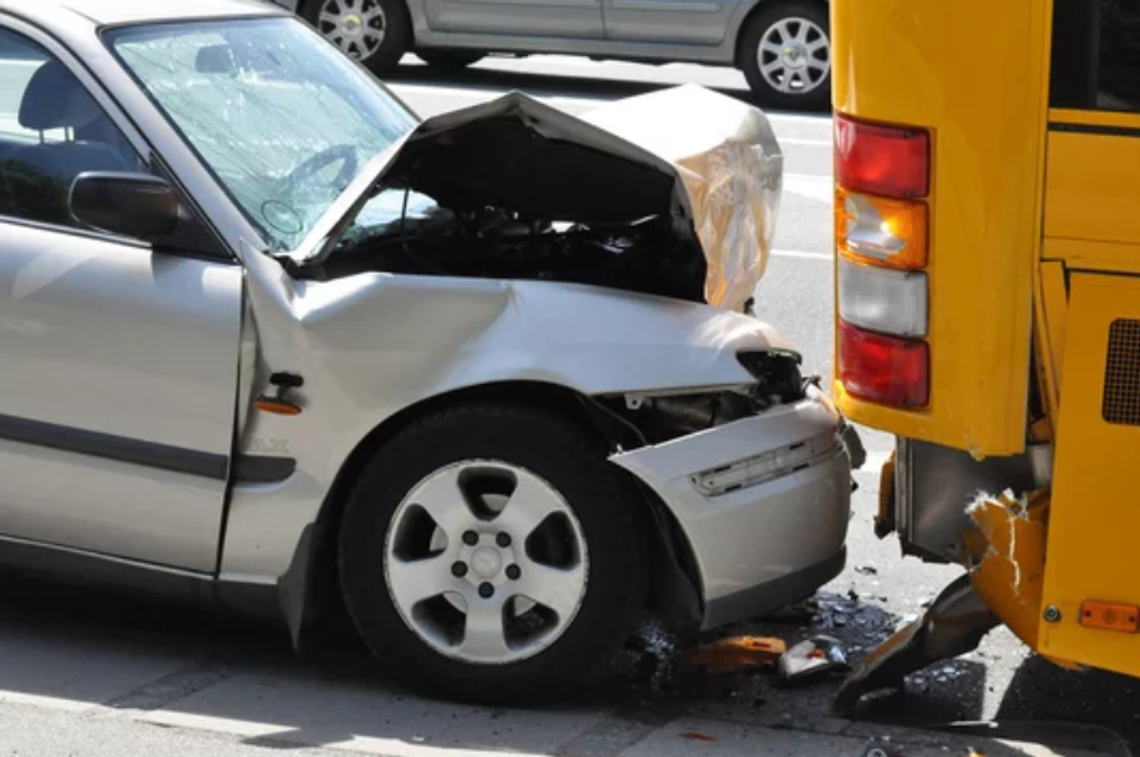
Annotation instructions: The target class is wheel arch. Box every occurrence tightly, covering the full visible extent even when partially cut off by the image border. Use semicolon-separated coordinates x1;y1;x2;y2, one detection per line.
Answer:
282;379;706;653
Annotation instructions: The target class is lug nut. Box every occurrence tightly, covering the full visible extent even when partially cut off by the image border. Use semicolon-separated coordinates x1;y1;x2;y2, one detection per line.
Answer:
462;530;479;546
496;532;511;547
451;562;468;578
478;582;494;598
506;564;521;580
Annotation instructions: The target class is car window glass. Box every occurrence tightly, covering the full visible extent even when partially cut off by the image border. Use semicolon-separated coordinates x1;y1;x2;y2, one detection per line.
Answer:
0;27;145;228
108;18;416;253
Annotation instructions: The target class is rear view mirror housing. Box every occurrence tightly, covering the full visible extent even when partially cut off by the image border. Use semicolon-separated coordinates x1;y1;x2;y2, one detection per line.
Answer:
70;172;179;241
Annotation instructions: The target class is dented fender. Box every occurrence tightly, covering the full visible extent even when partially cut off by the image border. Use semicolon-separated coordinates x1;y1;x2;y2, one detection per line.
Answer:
220;246;801;582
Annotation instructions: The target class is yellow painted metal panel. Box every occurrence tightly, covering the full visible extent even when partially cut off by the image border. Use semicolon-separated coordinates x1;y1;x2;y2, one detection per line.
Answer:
1039;273;1140;677
1045;131;1140;245
831;0;1050;457
1038;260;1068;405
1043;238;1140;277
1049;109;1140;130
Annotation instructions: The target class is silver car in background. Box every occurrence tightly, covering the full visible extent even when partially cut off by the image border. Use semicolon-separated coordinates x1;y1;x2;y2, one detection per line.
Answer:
0;0;852;704
268;0;832;110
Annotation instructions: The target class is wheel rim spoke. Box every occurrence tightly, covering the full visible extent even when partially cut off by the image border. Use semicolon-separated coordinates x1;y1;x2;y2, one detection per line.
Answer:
387;555;458;607
808;37;829;54
412;466;478;537
496;473;565;539
516;562;586;620
459;595;511;660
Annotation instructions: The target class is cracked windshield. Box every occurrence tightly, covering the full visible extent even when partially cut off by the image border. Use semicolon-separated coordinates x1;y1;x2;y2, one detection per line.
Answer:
108;18;416;251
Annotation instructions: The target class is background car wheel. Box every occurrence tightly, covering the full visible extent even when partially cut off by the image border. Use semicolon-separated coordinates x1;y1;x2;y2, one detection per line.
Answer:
416;49;486;70
739;1;831;111
304;0;411;74
337;403;649;705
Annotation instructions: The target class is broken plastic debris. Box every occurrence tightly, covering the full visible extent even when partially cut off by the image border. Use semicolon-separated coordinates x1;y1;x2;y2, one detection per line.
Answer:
855;566;879;576
777;635;850;683
689;635;787;674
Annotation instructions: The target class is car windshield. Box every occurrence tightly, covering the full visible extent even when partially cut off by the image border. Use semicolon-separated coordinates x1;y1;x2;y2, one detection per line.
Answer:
106;17;416;252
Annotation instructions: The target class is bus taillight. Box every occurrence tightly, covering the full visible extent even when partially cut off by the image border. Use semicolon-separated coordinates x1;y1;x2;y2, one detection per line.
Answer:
835;115;933;409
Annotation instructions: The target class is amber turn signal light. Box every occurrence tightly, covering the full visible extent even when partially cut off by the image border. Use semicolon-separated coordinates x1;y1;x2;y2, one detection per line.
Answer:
836;187;929;270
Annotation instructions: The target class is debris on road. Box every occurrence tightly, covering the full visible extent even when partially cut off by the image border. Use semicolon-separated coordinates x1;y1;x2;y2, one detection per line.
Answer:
689;636;787;675
777;635;850;683
616;621;682;690
682;731;719;742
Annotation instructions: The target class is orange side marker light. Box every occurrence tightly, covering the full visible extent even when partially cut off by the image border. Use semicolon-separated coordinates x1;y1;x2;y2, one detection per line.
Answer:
1080;600;1140;633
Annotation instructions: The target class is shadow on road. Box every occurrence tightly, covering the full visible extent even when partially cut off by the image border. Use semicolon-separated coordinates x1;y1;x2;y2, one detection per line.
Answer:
380;59;831;118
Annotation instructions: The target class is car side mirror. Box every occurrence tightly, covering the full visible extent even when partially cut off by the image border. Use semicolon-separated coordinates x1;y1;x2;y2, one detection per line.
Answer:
70;172;179;241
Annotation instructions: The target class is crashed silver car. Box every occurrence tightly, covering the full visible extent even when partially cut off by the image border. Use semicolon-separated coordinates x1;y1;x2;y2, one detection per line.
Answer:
0;0;857;703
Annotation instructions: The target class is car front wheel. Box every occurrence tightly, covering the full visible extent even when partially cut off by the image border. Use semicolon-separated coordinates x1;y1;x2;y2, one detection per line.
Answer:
304;0;411;74
337;403;649;705
739;1;832;111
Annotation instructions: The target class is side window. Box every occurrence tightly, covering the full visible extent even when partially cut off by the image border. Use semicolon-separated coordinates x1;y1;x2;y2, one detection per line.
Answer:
0;27;144;228
1051;0;1140;114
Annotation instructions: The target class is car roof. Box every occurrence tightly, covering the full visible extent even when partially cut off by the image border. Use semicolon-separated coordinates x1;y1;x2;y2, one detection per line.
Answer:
0;0;282;28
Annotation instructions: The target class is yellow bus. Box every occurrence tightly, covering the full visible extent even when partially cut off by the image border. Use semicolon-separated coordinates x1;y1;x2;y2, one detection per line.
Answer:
830;0;1140;709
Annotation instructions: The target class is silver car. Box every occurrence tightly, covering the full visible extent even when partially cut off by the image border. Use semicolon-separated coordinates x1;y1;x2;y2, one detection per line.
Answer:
0;0;853;704
268;0;832;110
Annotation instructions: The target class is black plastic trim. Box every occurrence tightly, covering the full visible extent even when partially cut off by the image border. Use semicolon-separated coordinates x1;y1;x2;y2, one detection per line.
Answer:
1049;121;1140;139
233;455;297;484
0;413;227;480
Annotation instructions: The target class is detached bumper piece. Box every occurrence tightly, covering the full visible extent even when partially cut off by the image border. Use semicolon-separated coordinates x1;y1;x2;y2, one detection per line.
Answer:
833;574;999;715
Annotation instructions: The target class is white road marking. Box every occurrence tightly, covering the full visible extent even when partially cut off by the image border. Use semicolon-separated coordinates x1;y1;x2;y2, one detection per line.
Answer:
779;137;832;147
772;248;831;261
784;172;833;203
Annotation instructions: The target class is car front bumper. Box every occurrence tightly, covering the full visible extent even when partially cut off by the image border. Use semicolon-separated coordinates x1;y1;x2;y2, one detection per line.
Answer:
609;388;853;630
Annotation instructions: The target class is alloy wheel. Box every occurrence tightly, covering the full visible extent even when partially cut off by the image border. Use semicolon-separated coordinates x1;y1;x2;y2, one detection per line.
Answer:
757;16;831;96
317;0;387;61
384;460;590;665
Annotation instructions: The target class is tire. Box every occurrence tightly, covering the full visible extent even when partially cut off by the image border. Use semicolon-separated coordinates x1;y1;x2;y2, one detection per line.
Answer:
303;0;411;74
337;403;649;705
739;1;832;112
416;49;486;70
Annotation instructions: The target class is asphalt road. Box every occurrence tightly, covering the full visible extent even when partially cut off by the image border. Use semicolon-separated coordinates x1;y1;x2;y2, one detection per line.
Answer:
0;53;1137;755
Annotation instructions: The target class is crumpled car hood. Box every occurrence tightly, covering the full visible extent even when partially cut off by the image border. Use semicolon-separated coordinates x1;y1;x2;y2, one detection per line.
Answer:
297;86;783;312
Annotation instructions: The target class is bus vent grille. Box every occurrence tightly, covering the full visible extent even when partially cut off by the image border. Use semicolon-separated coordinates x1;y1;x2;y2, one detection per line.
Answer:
1103;319;1140;427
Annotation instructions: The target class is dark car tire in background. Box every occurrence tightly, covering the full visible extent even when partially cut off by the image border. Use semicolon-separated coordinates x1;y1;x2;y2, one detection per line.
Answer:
337;402;650;705
739;0;832;112
303;0;411;74
416;49;486;70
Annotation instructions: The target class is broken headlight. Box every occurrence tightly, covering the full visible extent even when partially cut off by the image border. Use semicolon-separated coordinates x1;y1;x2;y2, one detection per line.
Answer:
737;350;808;406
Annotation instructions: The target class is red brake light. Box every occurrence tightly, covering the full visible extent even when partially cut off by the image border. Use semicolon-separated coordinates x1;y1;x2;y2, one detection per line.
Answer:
835;116;930;199
839;321;929;408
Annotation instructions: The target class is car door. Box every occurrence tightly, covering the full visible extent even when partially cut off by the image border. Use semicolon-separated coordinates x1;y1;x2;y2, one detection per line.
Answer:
0;23;242;573
601;0;734;45
420;0;604;40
